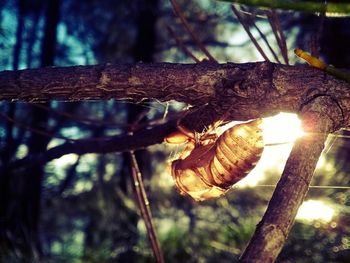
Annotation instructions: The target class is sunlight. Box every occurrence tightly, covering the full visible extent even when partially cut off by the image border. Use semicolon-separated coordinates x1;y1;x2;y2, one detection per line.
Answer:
53;153;79;168
235;113;305;187
261;112;305;144
296;200;335;223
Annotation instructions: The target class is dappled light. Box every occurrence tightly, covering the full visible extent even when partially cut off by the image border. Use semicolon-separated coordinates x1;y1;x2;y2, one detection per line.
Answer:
296;200;335;223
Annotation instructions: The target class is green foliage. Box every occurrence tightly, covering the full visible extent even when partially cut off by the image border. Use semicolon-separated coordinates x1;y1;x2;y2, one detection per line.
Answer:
217;0;350;17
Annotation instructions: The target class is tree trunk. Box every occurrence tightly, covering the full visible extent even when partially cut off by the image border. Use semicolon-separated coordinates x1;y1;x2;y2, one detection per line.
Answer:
0;1;26;260
0;0;60;260
119;1;160;261
25;0;60;257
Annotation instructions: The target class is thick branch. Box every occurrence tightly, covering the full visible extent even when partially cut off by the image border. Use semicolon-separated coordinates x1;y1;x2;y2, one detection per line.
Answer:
1;62;350;126
1;62;350;177
240;96;342;263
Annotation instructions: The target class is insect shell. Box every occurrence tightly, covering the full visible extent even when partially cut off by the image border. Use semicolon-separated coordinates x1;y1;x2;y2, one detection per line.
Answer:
166;119;264;201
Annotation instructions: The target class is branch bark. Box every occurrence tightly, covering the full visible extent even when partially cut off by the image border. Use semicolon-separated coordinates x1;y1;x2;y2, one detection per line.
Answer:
1;61;350;172
240;96;343;262
1;62;350;128
1;118;177;173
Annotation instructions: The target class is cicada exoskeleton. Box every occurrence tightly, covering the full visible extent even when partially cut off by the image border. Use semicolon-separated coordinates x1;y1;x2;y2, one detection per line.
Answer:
166;119;264;201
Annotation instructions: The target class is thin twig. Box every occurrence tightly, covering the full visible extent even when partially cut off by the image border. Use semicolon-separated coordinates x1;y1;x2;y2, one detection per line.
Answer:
266;11;282;54
167;25;200;62
266;10;289;65
129;151;164;263
129;108;151;132
0;111;74;142
239;6;280;63
232;5;270;62
126;108;164;262
170;0;217;62
252;22;281;63
270;10;288;64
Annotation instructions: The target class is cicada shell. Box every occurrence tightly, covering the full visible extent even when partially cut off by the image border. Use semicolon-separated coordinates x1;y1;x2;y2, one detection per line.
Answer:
170;119;264;201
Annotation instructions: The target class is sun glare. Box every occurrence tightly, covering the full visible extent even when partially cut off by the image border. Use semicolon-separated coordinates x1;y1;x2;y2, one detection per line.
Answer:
261;112;305;144
296;200;335;223
235;113;305;187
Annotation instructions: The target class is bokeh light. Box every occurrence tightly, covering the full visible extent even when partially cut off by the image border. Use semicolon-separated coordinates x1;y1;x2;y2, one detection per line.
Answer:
296;200;335;222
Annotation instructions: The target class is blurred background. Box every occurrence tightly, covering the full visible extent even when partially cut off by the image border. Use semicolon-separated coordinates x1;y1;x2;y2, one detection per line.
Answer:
0;0;350;262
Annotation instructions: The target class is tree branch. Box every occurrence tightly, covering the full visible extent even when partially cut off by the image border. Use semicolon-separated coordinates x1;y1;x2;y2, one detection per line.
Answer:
1;62;350;176
241;133;327;263
1;62;350;262
240;96;343;262
232;5;270;62
1;62;350;126
2;118;177;172
170;0;217;62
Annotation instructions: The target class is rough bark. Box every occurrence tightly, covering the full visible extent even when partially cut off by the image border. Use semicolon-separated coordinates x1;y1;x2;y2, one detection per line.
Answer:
240;96;343;263
1;62;349;129
241;134;326;263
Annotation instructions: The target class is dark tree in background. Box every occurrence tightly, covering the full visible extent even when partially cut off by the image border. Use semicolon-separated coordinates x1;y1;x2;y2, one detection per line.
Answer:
0;0;350;262
82;0;160;261
0;0;60;260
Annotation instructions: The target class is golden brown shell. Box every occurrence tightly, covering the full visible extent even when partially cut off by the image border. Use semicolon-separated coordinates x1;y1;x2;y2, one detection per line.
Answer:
171;119;264;201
